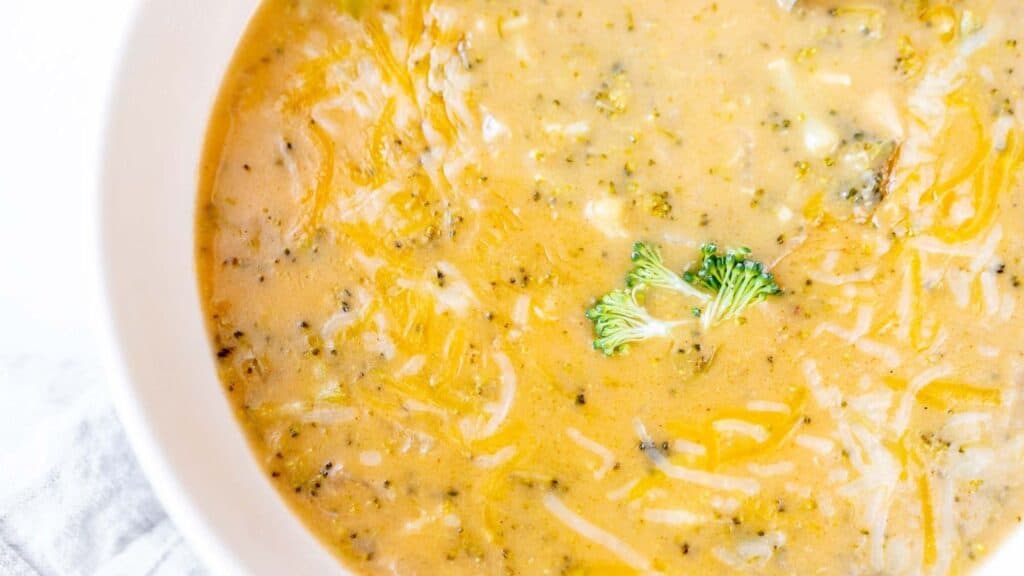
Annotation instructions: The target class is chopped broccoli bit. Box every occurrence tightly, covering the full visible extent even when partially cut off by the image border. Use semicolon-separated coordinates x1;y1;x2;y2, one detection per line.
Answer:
684;243;781;328
840;140;898;207
644;191;673;218
585;288;681;355
593;64;630;117
626;242;709;301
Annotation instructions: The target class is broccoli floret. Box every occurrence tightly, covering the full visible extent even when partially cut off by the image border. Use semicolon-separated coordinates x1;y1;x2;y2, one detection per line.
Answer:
685;243;781;328
585;242;781;355
585;288;682;356
626;242;710;301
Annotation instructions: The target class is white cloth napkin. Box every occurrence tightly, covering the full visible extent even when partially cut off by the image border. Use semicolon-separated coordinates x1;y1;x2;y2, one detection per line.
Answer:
0;354;205;576
0;0;204;572
1;3;207;574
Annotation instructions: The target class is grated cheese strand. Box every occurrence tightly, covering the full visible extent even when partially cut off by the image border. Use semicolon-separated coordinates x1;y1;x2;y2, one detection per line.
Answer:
566;427;617;480
542;494;656;573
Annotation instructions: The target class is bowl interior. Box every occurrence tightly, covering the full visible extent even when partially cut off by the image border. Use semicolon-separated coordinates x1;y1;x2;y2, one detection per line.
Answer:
99;1;1024;574
100;0;341;573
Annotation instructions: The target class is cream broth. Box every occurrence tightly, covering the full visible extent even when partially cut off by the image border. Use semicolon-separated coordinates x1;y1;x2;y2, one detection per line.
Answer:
198;0;1024;573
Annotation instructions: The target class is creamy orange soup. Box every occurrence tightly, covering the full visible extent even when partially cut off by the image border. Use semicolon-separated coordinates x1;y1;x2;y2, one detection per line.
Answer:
198;0;1024;573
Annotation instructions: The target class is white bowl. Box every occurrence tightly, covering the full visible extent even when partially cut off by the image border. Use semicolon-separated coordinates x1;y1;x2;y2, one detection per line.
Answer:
98;0;341;574
97;1;1024;574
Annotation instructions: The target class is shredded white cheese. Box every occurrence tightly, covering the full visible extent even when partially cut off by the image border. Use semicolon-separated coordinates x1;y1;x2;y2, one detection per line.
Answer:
473;446;518;469
566;428;617;480
481;112;509;143
712;419;770;443
459;352;517;441
395;355;427;378
713;531;787;570
891;364;954;436
606;479;641;502
672;439;707;456
635;420;761;496
642;508;708;526
359;450;383;467
542;494;655;573
794;434;835;456
512;295;531;327
398;262;480;317
299;406;358;425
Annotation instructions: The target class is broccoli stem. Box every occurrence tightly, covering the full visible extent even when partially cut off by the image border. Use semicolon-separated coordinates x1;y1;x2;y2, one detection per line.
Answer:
627;242;710;301
585;288;686;356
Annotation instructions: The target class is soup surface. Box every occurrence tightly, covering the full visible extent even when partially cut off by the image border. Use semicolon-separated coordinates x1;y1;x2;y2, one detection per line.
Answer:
198;0;1024;573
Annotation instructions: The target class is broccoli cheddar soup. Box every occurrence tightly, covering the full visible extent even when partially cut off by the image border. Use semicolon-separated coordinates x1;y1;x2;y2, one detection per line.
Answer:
197;0;1024;573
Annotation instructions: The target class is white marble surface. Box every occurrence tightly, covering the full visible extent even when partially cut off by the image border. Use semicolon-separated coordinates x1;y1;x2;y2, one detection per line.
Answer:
0;3;205;574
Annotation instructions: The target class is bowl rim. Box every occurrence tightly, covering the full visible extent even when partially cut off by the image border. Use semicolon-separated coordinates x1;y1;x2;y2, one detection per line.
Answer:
95;1;342;574
94;3;250;574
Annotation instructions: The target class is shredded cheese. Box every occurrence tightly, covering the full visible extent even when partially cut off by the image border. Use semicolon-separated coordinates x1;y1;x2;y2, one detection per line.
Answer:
459;352;517;441
566;428;617;480
713;419;770;443
542;494;655;573
642;508;708;526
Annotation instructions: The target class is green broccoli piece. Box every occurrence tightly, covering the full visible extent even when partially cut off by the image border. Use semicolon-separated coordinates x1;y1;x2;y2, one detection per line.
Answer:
585;242;781;355
684;243;781;328
585;288;682;356
626;242;710;301
839;139;898;207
